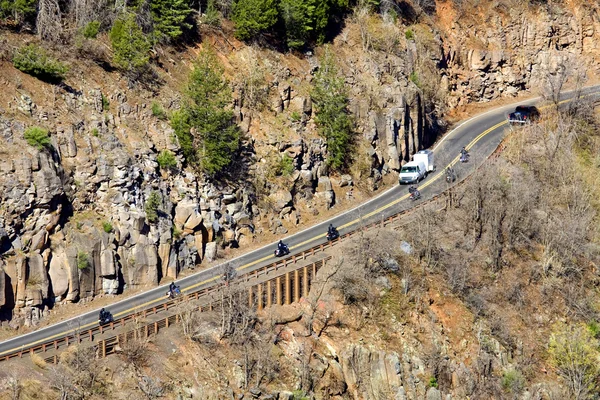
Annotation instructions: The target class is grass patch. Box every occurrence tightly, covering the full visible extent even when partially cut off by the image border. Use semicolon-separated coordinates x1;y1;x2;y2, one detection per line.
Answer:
102;221;113;233
151;101;167;120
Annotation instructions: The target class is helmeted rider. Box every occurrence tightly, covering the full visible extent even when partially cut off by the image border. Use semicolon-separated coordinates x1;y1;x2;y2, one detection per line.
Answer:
460;147;468;156
409;185;420;198
278;240;286;251
169;281;176;294
328;224;335;234
99;308;107;321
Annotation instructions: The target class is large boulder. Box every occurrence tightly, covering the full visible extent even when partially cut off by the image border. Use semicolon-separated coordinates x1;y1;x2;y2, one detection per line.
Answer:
48;251;69;299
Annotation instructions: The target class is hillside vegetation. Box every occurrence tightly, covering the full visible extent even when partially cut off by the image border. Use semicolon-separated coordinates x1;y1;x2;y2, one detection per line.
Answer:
0;1;600;398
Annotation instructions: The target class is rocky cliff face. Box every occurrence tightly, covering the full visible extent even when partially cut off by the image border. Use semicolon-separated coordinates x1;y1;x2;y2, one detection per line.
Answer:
441;3;600;105
0;1;599;328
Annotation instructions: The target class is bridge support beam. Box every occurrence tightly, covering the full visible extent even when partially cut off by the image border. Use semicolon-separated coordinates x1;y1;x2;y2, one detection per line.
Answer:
285;272;291;305
257;284;263;310
294;270;300;303
276;277;282;305
267;281;272;307
303;266;309;298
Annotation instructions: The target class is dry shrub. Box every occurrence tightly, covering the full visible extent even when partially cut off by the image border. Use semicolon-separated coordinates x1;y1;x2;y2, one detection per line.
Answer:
120;337;150;371
30;353;47;369
230;46;271;113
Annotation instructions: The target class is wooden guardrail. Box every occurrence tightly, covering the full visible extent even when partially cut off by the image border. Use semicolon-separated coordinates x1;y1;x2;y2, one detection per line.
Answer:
3;149;496;364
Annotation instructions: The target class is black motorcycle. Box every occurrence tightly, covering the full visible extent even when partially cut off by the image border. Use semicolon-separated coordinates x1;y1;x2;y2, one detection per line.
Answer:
326;228;340;241
166;286;182;299
99;311;114;325
446;167;456;183
408;186;421;201
274;244;290;257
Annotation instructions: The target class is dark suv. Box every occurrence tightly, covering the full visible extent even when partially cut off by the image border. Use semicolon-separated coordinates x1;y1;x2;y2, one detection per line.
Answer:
508;105;540;125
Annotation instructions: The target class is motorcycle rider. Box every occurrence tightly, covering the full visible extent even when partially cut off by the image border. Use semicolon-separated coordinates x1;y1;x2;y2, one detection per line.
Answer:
169;281;176;293
460;147;469;162
446;166;455;181
408;185;420;199
99;308;109;323
278;240;287;253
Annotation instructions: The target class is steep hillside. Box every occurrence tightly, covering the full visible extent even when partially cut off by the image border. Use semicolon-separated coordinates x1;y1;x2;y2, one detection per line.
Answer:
0;0;598;353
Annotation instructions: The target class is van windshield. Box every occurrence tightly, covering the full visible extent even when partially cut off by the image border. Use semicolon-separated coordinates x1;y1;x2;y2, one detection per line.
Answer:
401;166;418;173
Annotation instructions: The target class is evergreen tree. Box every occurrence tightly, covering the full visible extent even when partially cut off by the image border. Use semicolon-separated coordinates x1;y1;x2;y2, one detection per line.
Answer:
231;0;278;41
171;49;240;176
150;0;192;42
0;0;37;24
311;47;353;171
109;12;151;74
279;0;313;50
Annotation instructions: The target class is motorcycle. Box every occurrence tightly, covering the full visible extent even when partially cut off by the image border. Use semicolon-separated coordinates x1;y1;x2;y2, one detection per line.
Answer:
326;228;340;241
460;152;470;163
446;167;456;183
166;286;182;299
408;186;421;201
98;312;114;325
274;244;290;257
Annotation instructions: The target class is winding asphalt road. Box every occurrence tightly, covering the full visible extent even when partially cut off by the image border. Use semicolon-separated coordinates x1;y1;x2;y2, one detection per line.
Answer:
1;86;599;358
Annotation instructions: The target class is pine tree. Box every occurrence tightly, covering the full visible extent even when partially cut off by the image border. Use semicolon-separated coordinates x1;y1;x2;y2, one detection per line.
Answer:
0;0;37;24
109;12;151;74
171;49;240;176
279;0;313;50
231;0;278;41
150;0;192;42
311;47;353;171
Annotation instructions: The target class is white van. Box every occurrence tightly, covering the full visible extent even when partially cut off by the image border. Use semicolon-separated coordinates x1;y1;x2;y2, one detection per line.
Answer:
399;161;427;184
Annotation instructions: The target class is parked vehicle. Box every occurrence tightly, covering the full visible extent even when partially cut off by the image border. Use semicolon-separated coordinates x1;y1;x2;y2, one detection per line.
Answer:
508;105;540;125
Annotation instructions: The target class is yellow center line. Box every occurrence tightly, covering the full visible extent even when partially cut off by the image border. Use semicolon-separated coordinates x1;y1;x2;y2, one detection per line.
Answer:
2;92;596;357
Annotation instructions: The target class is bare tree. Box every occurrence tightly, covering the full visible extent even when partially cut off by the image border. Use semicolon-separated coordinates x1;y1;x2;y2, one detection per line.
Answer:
37;0;64;43
1;373;22;400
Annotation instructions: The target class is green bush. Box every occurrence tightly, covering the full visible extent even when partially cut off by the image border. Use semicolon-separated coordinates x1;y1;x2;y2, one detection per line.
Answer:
588;321;600;338
102;221;113;233
409;71;420;87
501;369;524;393
13;44;68;82
428;377;438;388
145;191;162;224
151;102;167;120
405;29;414;40
109;13;150;73
157;150;177;170
77;251;89;270
82;20;100;39
24;126;52;150
101;94;110;110
276;154;295;176
290;111;302;122
91;128;99;137
311;47;354;171
172;226;182;240
0;0;37;25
